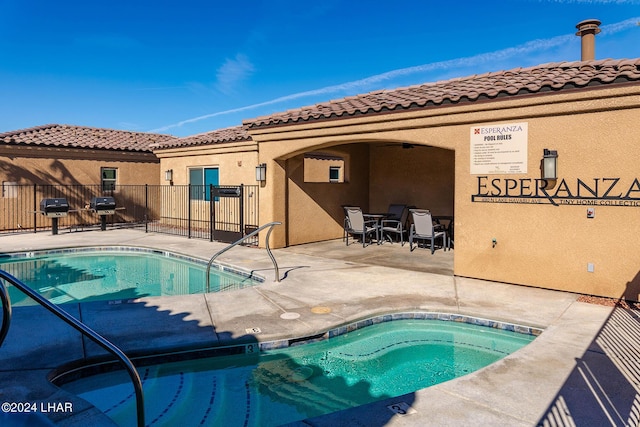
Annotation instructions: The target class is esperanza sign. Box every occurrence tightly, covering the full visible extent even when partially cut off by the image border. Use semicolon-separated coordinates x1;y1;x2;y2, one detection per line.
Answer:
472;176;640;207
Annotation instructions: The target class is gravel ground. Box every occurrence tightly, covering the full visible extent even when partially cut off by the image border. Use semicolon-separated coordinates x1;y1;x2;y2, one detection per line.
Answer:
577;294;640;310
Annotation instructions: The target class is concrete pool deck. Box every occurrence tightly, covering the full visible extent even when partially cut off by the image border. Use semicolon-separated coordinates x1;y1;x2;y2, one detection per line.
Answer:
0;229;638;426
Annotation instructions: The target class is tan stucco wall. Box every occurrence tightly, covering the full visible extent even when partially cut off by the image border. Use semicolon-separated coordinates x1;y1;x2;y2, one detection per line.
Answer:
285;144;370;245
303;154;345;182
369;145;454;215
152;142;260;232
0;146;160;229
0;146;159;186
455;103;640;301
249;84;640;300
154;141;258;185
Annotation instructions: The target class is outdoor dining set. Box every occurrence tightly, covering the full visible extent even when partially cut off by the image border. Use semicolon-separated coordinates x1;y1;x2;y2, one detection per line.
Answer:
342;204;453;254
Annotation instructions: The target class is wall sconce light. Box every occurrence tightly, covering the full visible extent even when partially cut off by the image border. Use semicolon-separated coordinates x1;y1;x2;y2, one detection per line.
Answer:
255;163;266;182
164;169;173;182
542;149;558;180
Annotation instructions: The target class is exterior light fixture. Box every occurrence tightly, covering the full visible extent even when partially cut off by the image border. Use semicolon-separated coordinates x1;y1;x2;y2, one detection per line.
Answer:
255;163;267;182
164;169;173;182
542;149;558;180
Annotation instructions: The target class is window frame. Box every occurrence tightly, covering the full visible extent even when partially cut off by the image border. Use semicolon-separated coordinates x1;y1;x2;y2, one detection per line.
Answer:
188;166;219;201
329;166;341;183
101;167;117;191
2;181;18;198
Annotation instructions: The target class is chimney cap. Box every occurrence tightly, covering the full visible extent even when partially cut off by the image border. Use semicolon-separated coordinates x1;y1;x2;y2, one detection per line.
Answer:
575;19;602;36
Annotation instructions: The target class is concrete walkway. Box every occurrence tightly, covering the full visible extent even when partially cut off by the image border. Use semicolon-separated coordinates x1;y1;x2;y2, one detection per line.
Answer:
0;229;638;426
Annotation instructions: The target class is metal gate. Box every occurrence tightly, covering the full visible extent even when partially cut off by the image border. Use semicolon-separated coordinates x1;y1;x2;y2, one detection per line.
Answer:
212;185;250;243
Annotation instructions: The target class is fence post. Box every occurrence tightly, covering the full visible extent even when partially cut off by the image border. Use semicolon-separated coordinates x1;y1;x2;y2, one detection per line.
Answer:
239;184;245;237
145;184;149;233
212;185;217;242
32;184;37;233
188;184;192;239
209;184;214;242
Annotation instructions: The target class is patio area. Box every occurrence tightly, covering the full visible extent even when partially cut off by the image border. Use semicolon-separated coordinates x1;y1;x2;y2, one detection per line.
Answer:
0;229;638;426
280;238;453;276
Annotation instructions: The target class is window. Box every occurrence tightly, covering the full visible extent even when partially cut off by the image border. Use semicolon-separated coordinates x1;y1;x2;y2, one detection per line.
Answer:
303;152;346;183
101;168;117;191
189;167;219;200
329;166;341;183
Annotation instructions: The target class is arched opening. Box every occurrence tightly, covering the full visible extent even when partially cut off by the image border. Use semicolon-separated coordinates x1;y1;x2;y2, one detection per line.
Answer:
282;140;455;248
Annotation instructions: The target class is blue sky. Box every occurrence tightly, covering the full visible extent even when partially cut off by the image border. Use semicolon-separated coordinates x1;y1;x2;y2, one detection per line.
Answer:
1;0;639;137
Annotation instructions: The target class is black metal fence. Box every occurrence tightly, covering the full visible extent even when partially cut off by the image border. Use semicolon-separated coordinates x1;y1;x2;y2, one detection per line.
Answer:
0;184;259;244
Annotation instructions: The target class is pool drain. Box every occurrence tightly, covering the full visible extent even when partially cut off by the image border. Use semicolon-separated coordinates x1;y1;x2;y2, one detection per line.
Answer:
280;312;300;320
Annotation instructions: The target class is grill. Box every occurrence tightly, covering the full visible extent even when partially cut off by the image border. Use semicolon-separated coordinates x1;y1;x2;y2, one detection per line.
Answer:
90;196;116;231
90;197;116;215
40;198;70;217
39;198;70;235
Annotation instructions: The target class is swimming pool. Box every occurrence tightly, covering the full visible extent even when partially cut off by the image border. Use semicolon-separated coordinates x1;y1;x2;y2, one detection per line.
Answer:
58;317;538;426
0;247;261;306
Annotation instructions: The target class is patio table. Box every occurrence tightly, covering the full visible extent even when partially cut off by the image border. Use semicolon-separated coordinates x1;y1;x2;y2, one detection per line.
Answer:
363;213;389;244
432;215;454;248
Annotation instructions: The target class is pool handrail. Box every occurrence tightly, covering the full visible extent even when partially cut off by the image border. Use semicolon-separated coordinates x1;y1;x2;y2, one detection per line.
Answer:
0;269;145;427
0;277;11;347
206;221;281;293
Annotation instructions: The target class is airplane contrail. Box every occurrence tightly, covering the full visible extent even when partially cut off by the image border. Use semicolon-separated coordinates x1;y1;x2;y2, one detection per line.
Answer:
151;17;639;134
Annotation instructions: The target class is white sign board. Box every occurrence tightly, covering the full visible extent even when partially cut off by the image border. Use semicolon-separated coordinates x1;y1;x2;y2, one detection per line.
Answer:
470;122;528;174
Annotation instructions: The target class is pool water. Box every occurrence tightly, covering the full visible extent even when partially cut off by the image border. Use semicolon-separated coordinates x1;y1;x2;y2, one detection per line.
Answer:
0;248;260;306
60;319;536;426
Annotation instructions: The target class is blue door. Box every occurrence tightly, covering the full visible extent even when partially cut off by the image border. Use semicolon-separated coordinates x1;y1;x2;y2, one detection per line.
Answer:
204;168;219;201
189;167;219;200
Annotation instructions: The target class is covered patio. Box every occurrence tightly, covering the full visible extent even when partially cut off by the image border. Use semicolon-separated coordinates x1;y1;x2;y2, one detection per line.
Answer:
278;140;455;249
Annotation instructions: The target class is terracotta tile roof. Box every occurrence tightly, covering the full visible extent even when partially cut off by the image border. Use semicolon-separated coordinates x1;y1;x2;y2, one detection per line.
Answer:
0;124;175;152
245;58;640;129
151;125;252;149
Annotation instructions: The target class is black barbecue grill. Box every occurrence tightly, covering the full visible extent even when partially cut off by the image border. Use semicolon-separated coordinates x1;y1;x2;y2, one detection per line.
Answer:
39;198;70;235
40;198;70;217
89;196;116;230
90;196;116;215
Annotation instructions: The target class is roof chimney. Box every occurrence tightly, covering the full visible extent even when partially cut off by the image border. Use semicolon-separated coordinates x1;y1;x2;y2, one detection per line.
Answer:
575;19;601;61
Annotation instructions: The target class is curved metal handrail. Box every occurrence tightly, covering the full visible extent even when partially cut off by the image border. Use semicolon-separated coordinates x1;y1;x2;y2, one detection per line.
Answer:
0;278;11;347
206;221;281;293
0;270;145;427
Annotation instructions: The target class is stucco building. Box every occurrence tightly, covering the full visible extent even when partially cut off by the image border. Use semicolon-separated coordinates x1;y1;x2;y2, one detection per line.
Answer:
0;123;173;187
154;45;640;301
0;124;174;230
241;57;640;301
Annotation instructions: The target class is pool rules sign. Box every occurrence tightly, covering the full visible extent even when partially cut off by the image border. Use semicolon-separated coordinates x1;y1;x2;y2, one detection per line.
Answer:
470;122;528;174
